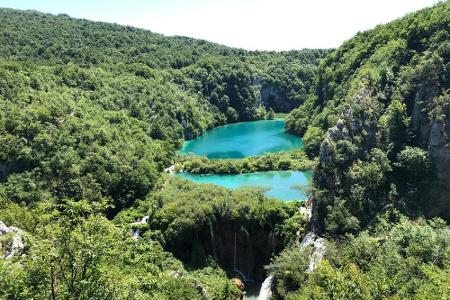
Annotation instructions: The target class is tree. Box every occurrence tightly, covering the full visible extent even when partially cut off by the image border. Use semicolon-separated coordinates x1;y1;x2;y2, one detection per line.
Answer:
303;126;325;158
378;99;411;157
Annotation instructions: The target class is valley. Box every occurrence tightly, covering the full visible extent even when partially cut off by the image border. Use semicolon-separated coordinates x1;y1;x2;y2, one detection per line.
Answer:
0;2;449;299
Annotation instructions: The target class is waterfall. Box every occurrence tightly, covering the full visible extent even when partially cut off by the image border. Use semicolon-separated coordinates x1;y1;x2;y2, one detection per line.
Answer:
209;220;218;261
132;228;140;240
233;230;249;282
308;237;326;271
240;226;250;240
257;275;273;300
130;215;149;240
267;230;275;254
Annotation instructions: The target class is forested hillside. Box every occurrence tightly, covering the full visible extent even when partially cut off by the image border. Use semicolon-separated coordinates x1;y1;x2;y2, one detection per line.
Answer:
0;8;325;213
269;2;450;298
287;1;450;228
0;8;325;299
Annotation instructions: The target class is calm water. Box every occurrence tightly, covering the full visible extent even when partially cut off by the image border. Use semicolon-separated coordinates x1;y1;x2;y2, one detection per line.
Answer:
176;170;312;201
181;119;302;159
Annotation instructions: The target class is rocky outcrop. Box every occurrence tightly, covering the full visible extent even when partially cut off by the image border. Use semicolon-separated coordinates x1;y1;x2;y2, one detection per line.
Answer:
231;278;245;300
166;223;278;283
0;221;25;259
411;88;450;218
428;120;450;214
298;232;327;272
321;88;379;160
260;85;297;112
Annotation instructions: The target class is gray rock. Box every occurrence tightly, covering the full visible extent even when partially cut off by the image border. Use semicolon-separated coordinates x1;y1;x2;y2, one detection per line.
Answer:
0;220;25;259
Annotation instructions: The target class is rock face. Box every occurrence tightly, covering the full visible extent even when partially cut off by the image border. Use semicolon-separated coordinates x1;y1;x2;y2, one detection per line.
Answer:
0;220;25;259
320;88;380;162
167;224;277;283
411;88;450;219
231;278;245;300
299;232;327;272
260;85;297;112
131;215;277;282
0;161;11;178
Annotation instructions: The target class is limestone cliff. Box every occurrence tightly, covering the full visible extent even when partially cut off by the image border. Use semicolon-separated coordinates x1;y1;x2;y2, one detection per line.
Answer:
260;84;297;112
411;87;450;218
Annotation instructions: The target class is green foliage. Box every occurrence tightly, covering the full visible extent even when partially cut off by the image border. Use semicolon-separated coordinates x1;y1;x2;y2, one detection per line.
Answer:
269;211;450;299
176;150;314;174
117;177;306;273
302;126;325;158
266;246;310;297
0;8;326;216
0;3;449;299
0;8;326;299
393;146;431;210
0;208;214;299
287;1;450;233
191;266;241;299
377;99;411;157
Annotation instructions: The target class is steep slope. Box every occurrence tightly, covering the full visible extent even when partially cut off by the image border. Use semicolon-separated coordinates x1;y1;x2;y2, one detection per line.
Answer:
287;1;450;231
267;3;450;299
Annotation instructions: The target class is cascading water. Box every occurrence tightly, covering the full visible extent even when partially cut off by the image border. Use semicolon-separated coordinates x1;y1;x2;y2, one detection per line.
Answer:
209;220;218;261
234;230;249;282
132;228;140;240
308;237;326;271
130;216;149;240
257;275;273;300
267;230;275;254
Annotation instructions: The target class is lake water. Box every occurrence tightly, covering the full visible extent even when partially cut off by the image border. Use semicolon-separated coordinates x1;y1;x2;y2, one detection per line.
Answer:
177;120;310;297
181;119;302;159
177;119;311;201
176;170;312;201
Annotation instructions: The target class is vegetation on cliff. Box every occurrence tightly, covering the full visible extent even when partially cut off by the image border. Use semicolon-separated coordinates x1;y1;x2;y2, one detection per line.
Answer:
269;210;450;299
269;2;450;299
286;1;450;232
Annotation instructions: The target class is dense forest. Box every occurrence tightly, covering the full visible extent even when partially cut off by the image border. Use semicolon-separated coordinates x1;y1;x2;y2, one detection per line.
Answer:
0;8;326;213
0;2;449;299
0;7;324;299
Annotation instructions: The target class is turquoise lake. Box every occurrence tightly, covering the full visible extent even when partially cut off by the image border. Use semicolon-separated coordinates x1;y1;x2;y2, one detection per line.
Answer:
181;119;302;159
176;170;312;201
177;119;311;201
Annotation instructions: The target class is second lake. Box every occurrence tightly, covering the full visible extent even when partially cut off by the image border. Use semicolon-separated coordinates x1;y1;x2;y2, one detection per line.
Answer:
175;170;312;201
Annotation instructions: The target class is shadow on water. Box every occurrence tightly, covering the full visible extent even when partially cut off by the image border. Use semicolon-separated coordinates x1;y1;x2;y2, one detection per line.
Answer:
207;150;245;159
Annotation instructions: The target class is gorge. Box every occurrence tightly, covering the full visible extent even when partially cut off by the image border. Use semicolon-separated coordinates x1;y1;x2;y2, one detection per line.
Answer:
173;118;313;297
